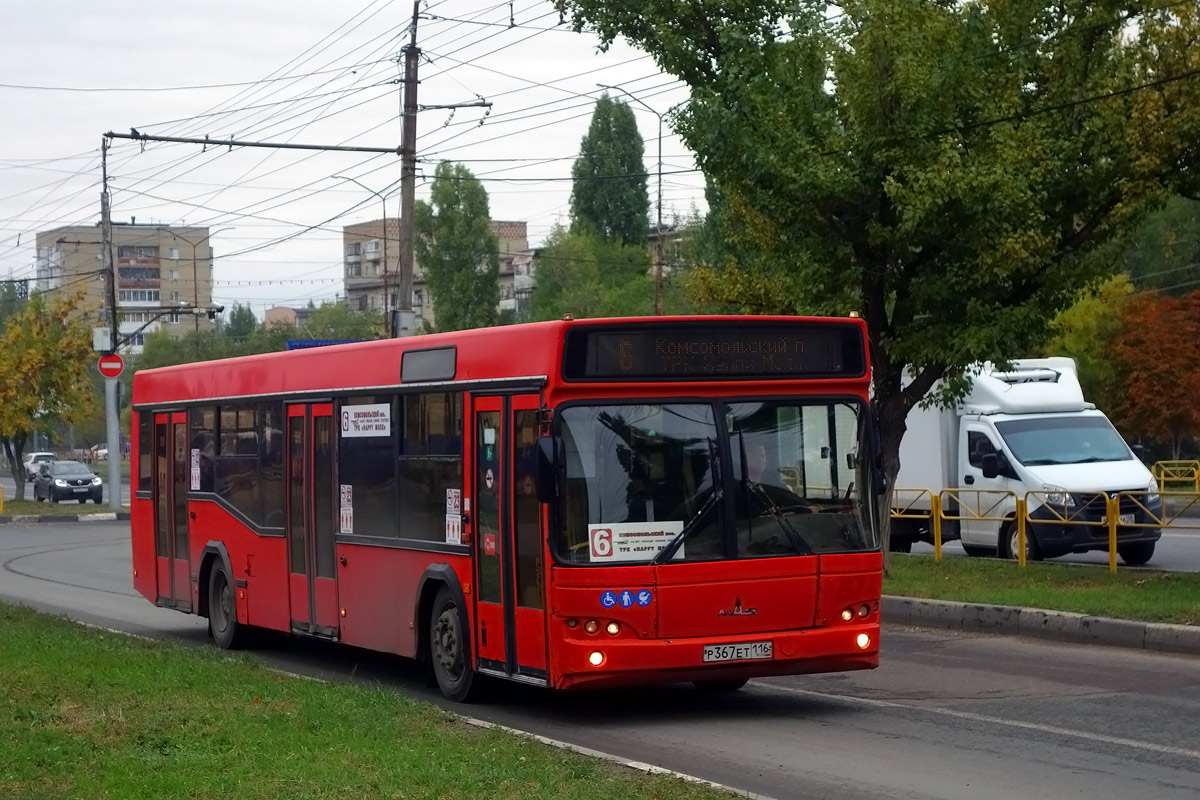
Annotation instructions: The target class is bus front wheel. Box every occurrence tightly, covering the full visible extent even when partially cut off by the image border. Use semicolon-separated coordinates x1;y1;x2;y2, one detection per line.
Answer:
430;586;481;702
208;562;246;650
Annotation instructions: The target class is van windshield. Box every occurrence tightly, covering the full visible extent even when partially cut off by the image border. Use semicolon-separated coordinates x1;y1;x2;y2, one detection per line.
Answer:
995;416;1133;466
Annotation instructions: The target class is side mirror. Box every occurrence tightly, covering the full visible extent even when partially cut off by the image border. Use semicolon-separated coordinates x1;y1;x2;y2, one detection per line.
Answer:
980;453;999;479
535;435;563;504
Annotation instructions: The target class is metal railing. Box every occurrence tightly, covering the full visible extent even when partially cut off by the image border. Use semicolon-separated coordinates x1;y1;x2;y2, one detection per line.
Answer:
1153;460;1200;493
891;488;1200;572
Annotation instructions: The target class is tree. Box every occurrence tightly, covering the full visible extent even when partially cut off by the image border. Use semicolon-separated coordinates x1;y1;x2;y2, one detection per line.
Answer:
1041;274;1134;414
0;293;96;500
414;162;501;332
299;303;382;340
570;93;652;246
223;303;259;342
1111;291;1200;458
1118;195;1200;295
531;225;655;320
556;0;1200;550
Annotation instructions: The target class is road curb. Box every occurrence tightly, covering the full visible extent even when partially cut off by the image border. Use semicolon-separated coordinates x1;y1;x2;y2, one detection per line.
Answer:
0;512;131;523
883;595;1200;656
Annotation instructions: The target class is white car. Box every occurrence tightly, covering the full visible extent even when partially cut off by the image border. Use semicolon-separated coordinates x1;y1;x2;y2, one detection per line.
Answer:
23;451;57;481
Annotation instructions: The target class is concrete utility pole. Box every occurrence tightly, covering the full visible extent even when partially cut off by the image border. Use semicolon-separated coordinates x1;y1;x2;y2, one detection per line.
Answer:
598;84;666;315
395;1;421;339
100;138;120;511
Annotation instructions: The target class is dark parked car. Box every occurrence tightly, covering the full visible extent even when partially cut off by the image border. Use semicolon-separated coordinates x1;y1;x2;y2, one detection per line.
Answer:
33;459;103;504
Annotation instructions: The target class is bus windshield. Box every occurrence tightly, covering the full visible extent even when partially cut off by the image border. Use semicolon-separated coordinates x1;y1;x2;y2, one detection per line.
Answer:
555;399;879;564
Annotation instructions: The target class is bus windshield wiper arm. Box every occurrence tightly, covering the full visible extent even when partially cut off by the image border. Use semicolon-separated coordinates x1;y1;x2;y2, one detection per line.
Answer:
652;487;723;565
750;483;814;556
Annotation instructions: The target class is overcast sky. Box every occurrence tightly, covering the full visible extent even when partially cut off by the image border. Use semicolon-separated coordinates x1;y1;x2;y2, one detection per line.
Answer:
0;0;701;315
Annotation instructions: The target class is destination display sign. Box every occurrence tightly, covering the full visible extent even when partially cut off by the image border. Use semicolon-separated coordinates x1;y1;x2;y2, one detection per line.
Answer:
562;322;866;380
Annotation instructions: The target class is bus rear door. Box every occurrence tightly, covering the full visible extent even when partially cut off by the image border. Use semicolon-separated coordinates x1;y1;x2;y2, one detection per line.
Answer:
153;411;191;611
471;394;548;683
286;403;338;637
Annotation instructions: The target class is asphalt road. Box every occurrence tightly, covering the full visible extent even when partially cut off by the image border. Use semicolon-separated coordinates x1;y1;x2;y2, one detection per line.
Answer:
3;521;1199;800
913;526;1200;571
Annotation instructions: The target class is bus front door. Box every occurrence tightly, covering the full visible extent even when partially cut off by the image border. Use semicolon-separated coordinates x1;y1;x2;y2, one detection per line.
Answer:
153;411;191;611
286;403;339;637
472;394;548;682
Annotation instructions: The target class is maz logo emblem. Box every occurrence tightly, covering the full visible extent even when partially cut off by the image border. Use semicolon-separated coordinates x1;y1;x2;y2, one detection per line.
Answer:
718;596;758;616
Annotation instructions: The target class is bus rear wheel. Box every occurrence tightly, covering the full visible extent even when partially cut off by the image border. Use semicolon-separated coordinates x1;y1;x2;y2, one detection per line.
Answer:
208;562;246;650
430;586;481;702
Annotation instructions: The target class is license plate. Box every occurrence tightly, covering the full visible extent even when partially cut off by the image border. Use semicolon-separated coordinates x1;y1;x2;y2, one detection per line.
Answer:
1101;513;1135;525
72;487;87;493
702;641;773;663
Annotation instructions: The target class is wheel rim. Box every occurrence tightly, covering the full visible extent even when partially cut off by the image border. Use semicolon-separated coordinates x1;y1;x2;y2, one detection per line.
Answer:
1008;527;1028;560
213;574;231;633
432;605;463;681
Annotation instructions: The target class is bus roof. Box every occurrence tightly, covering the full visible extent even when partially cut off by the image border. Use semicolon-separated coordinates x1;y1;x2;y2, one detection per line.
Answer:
131;315;869;407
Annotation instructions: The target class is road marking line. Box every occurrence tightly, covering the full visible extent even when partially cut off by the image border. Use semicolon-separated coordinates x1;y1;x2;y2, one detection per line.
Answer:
755;683;1200;760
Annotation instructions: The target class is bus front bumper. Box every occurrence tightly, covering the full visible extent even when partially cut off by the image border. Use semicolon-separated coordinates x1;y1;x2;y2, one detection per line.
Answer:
551;622;879;691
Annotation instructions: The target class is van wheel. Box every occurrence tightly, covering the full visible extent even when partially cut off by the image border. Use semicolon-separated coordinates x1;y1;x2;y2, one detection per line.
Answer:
1118;541;1155;566
430;586;482;702
1001;523;1041;561
208;563;246;650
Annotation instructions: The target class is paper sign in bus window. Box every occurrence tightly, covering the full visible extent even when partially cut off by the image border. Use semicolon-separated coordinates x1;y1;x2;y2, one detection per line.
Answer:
341;403;391;437
588;521;684;562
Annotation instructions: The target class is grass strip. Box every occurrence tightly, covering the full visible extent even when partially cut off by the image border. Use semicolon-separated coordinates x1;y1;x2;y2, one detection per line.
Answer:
884;554;1200;625
0;603;736;800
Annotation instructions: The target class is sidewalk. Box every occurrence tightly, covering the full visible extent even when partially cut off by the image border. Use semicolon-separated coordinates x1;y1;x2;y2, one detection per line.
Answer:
884;595;1200;656
0;511;131;523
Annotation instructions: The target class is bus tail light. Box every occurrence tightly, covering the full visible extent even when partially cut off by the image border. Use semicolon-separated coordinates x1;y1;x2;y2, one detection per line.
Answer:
856;633;871;649
588;651;605;666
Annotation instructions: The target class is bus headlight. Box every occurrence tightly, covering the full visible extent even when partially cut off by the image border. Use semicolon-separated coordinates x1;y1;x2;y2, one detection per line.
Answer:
858;604;871;618
584;620;599;634
856;633;871;649
841;608;854;622
588;651;605;666
605;621;620;635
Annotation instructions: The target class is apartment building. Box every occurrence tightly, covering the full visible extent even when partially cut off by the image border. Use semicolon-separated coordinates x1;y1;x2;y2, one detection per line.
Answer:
35;221;218;354
341;219;529;332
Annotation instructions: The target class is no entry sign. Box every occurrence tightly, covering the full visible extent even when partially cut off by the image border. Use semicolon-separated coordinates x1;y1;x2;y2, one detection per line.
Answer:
97;353;124;378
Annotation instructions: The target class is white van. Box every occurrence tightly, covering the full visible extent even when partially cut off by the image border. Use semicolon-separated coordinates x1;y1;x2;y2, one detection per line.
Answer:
891;358;1161;564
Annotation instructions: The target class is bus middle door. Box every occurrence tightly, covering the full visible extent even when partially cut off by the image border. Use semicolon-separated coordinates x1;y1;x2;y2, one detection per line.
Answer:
471;394;548;682
153;411;192;611
286;403;338;637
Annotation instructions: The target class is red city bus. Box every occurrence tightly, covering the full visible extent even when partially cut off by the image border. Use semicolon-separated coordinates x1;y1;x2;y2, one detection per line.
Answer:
131;315;883;701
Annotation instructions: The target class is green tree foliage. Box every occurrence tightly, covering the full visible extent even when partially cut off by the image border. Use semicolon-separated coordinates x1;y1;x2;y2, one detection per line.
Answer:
570;94;652;245
299;303;382;340
1041;274;1133;414
0;293;96;500
531;226;655;320
223;303;259;342
414;162;501;332
1118;195;1200;296
556;0;1200;549
0;282;27;333
1111;290;1200;458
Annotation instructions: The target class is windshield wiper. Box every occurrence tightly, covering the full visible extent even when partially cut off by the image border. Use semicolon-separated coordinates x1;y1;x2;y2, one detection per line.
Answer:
652;487;723;565
748;483;814;556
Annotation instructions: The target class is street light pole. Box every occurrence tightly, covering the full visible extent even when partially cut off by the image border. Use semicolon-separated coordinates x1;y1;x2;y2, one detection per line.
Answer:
167;227;234;339
335;175;397;337
598;84;665;315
